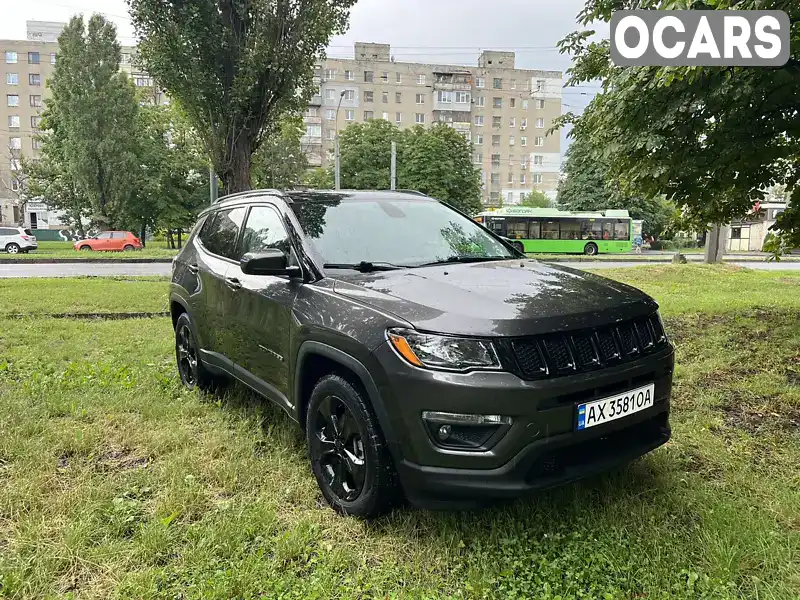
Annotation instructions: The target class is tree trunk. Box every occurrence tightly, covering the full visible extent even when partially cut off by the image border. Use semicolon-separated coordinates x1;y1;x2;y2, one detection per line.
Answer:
166;229;174;249
221;134;253;195
140;223;147;248
177;228;183;249
704;224;728;264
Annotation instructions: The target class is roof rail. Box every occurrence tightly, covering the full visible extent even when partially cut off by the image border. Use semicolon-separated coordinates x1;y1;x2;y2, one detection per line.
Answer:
388;189;429;197
212;188;286;204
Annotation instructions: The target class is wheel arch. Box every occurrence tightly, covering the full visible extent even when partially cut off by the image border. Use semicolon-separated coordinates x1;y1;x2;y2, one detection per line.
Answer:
170;297;189;330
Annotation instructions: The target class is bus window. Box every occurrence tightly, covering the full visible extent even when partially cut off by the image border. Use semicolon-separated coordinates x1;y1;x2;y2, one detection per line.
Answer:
487;218;505;235
506;219;529;239
602;221;614;240
542;221;559;240
559;220;581;240
528;219;541;239
580;219;602;240
614;220;630;240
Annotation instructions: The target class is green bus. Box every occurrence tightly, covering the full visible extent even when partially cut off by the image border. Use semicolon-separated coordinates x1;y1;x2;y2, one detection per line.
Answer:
475;207;636;255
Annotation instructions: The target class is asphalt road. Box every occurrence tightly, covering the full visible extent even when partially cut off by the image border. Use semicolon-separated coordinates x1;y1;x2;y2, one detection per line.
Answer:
1;260;799;278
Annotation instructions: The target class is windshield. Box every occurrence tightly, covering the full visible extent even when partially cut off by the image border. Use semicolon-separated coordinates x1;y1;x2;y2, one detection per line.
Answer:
291;197;514;267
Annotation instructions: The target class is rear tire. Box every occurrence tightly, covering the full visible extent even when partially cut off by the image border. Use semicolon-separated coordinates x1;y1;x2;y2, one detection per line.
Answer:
5;243;20;254
584;242;598;256
175;312;223;392
79;245;92;251
123;244;135;252
307;374;398;518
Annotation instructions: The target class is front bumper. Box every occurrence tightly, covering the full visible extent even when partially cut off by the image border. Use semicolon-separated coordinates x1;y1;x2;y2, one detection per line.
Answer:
372;342;674;505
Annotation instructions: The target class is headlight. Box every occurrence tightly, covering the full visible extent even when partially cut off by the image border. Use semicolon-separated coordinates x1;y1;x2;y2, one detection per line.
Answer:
387;328;501;371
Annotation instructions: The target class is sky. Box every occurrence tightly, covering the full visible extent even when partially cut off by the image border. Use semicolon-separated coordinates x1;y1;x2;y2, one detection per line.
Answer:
0;0;606;153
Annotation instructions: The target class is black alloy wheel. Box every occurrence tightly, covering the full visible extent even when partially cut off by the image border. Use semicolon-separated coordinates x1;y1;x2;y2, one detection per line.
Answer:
176;320;199;388
311;394;366;502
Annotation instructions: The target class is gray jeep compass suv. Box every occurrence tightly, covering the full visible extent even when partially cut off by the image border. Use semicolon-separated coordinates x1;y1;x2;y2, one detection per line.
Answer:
169;190;673;517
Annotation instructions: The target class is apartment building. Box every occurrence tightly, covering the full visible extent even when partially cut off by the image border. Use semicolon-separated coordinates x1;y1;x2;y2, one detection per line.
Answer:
0;21;161;228
304;42;562;205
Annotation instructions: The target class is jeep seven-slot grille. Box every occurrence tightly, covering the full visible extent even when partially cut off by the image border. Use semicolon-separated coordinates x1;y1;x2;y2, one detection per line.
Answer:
510;314;668;380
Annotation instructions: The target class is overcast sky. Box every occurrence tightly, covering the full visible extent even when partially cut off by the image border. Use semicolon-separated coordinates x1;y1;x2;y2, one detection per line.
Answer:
1;0;606;152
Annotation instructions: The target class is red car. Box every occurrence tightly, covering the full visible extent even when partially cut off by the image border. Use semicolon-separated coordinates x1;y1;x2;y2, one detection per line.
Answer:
74;231;143;252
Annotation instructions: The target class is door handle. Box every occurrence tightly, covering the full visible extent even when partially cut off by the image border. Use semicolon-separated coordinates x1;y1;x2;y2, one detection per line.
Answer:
225;276;242;291
187;264;199;275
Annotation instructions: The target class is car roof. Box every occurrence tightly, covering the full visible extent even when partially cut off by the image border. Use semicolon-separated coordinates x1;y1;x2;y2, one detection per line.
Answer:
209;189;433;211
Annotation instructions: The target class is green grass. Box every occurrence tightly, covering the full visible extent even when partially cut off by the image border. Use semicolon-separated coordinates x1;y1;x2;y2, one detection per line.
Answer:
5;240;178;260
0;267;798;599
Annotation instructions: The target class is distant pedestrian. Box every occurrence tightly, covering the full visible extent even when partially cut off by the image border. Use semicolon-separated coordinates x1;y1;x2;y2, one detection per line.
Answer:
634;234;643;253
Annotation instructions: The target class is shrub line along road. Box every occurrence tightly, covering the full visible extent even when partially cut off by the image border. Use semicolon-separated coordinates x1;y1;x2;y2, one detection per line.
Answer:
1;259;799;277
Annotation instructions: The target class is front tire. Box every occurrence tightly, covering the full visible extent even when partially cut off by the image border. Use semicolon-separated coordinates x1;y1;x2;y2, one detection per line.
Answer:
584;242;598;256
5;243;20;254
174;312;220;392
79;245;92;251
512;241;525;254
307;374;398;518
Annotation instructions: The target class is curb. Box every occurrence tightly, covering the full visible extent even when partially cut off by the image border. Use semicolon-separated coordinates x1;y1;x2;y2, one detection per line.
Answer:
3;311;170;320
0;258;174;264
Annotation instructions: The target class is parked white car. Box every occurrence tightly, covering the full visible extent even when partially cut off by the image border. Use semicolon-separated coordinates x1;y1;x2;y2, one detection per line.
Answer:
0;226;38;254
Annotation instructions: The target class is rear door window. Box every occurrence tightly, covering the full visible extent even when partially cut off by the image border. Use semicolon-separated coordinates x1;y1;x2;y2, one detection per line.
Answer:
199;207;247;259
111;232;126;239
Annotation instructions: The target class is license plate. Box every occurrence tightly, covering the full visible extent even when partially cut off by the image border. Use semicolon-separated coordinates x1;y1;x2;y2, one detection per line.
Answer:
577;383;654;430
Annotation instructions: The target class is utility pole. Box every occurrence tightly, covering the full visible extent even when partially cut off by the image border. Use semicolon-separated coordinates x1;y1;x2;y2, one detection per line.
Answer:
334;90;345;190
209;165;218;204
390;141;396;190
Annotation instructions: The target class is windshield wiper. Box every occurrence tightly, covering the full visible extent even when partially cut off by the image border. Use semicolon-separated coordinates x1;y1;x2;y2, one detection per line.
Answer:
415;256;512;267
323;261;406;273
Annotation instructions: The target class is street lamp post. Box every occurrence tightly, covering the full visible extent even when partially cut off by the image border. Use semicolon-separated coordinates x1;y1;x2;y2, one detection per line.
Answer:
334;90;345;190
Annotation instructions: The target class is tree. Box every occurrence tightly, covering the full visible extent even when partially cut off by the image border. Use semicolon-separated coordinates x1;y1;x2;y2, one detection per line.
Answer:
520;189;551;208
251;115;308;190
128;0;358;195
48;15;141;229
399;124;482;215
556;0;800;251
557;134;676;240
303;167;334;189
338;119;400;190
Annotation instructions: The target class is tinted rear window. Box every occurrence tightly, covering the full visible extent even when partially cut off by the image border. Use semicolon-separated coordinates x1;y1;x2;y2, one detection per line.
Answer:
24;229;33;236
199;208;247;259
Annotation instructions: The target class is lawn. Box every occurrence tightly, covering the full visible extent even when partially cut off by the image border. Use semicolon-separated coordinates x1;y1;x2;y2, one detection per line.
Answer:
3;241;178;260
0;266;798;599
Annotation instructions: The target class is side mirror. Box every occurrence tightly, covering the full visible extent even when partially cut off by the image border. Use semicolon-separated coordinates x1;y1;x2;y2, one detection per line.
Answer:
240;249;302;278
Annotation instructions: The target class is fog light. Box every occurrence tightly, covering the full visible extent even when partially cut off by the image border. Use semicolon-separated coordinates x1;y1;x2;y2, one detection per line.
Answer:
437;424;451;440
422;411;513;451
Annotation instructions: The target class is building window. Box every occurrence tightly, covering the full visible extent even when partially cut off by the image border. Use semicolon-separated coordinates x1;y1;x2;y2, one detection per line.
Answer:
8;115;20;129
11;177;20;192
437;90;453;103
382;91;389;103
28;52;40;64
364;110;374;120
382;112;389;121
134;75;153;87
508;172;514;183
474;115;483;126
509;136;515;146
7;94;19;107
521;118;528;129
521;157;529;169
9;137;21;150
493;97;502;109
730;227;742;239
121;53;131;64
324;68;336;80
364;71;374;83
417;74;426;85
533;174;542;184
345;109;354;121
415;113;425;124
415;93;425;104
326;129;335;140
534;155;543;165
29;74;41;86
6;73;18;85
395;112;402;123
492;135;500;147
305;124;321;137
396;72;402;84
31;116;41;129
535;79;546;91
521;136;527;147
490;191;500;202
364;90;374;102
395;92;402;103
476;77;485;88
474;153;482;164
491;173;500;184
535;136;544;146
30;95;42;107
50;53;57;65
521;174;527;184
344;70;353;81
536;99;545;109
381;72;389;83
493;78;502;89
325;89;335;101
325;109;335;120
5;51;17;64
475;133;483;145
522;99;529;110
455;92;469;103
509;117;516;128
510;98;516;108
510;79;517;90
475;96;485;107
344;89;355;101
536;118;544;128
9;158;21;171
492;116;502;128
306;107;319;117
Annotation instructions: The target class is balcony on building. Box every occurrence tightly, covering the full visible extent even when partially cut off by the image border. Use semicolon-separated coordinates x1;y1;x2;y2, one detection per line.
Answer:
433;70;472;92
